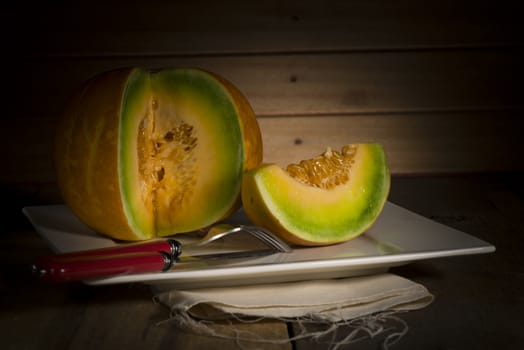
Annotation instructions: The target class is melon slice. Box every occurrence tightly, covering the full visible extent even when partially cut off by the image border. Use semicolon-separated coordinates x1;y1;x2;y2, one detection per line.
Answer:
241;144;390;246
55;68;262;241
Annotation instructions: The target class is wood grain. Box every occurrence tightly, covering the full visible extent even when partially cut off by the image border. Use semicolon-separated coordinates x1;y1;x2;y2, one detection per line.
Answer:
10;0;523;56
259;111;524;174
4;110;523;191
4;0;523;190
18;48;522;117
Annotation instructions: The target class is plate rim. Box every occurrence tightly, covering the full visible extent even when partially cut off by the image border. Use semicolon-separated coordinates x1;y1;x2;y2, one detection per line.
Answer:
23;201;496;288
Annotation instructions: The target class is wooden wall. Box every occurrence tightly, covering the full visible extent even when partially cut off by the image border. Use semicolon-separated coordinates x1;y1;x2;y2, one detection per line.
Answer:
4;0;523;204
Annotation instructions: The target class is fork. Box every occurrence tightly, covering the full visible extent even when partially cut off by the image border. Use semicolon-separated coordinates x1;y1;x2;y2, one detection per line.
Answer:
37;223;290;260
189;223;292;253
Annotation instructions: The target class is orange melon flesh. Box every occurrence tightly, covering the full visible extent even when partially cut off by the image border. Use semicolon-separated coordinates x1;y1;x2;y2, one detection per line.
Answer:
241;144;390;246
55;68;262;241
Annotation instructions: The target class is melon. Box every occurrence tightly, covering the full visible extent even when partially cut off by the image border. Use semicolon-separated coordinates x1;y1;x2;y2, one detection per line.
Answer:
55;67;262;241
241;144;390;246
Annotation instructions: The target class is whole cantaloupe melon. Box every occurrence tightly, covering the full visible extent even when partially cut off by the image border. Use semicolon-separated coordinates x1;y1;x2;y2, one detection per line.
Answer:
55;67;262;241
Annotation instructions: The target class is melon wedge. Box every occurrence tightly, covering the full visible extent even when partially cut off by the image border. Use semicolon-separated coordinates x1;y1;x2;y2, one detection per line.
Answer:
241;144;390;246
55;68;262;241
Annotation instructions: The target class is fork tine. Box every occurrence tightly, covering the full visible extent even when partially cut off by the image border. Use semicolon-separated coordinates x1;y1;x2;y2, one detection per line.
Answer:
248;230;283;252
258;232;292;252
244;226;292;252
263;232;292;252
247;229;278;250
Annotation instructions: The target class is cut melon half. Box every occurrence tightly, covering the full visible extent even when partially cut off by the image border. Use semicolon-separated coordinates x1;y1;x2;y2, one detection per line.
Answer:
241;144;390;246
55;68;262;241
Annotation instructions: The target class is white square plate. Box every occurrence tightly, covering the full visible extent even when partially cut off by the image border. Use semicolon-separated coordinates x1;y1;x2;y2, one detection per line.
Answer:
23;202;495;290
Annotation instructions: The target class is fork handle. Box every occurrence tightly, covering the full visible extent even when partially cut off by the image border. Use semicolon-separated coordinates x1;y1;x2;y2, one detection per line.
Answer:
32;251;173;283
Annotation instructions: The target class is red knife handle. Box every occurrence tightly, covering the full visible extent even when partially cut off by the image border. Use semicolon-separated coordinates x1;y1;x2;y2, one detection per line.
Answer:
46;239;182;260
32;252;173;283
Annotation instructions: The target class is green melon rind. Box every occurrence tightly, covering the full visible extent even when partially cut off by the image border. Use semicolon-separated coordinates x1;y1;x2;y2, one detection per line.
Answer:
119;68;244;237
120;68;153;239
245;144;390;244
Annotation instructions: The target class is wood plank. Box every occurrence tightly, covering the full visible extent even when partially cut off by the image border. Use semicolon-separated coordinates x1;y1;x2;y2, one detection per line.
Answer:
258;112;524;174
6;49;521;187
66;290;291;350
9;0;523;56
487;191;524;231
17;48;522;120
387;175;524;349
3;111;523;193
4;1;523;189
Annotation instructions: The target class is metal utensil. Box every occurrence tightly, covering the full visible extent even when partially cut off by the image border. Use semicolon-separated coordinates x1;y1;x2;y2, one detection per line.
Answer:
190;223;291;252
38;223;290;261
31;248;278;283
31;224;291;283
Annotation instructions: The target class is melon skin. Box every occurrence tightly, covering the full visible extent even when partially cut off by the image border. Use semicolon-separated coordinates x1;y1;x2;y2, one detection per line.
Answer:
55;67;262;241
55;69;133;240
241;144;390;246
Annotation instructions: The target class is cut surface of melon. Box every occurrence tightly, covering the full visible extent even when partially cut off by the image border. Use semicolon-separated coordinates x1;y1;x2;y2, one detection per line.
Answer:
120;69;244;237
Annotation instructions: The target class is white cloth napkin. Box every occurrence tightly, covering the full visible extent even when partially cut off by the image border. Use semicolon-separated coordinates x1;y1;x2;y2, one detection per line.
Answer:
154;273;433;322
155;273;433;342
154;273;433;349
154;273;432;348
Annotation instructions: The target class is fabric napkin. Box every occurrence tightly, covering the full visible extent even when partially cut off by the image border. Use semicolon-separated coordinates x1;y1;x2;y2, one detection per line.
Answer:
153;273;433;348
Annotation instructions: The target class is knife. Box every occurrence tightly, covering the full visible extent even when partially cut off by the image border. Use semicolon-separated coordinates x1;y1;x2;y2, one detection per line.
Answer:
31;248;276;283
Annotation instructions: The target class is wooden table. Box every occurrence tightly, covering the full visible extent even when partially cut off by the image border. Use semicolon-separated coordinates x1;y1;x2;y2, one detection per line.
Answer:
2;174;523;349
